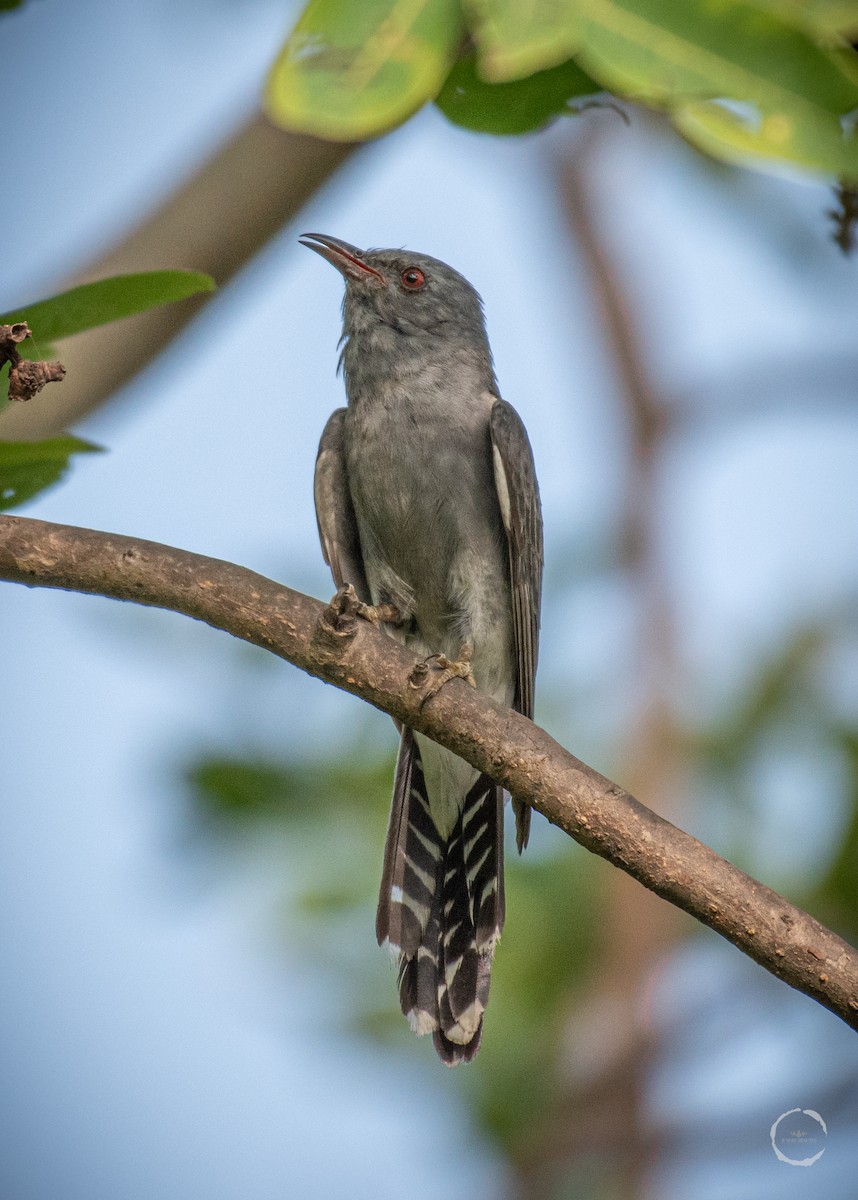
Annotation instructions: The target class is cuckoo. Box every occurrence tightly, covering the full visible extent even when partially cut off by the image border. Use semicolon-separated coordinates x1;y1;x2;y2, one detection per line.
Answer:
303;233;543;1064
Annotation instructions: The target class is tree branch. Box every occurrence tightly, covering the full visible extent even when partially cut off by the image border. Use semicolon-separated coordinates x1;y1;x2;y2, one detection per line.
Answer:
1;512;856;1031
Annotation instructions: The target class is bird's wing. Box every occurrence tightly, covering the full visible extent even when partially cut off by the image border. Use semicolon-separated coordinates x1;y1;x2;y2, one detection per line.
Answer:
314;408;370;601
490;399;543;850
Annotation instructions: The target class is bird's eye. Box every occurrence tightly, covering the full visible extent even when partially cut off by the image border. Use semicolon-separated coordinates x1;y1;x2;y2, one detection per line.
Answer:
400;267;426;290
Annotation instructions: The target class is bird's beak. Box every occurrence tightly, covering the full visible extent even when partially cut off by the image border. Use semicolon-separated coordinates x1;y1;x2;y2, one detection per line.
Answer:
299;233;386;284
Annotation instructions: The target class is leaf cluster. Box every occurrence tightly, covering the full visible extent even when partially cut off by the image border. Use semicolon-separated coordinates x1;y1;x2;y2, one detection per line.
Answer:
265;0;858;181
0;271;214;512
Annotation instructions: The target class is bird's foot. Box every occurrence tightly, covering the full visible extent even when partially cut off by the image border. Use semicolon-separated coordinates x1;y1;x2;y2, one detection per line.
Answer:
411;647;476;710
355;600;401;626
321;585;402;638
320;583;363;632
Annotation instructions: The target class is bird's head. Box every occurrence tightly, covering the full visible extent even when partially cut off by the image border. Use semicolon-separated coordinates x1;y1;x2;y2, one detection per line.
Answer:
299;233;490;345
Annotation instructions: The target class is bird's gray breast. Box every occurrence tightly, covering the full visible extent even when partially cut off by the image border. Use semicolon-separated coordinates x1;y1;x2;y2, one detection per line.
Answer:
343;378;511;670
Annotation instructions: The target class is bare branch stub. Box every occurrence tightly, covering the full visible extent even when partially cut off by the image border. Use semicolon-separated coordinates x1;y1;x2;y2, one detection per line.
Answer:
0;323;66;403
8;358;67;403
0;322;32;353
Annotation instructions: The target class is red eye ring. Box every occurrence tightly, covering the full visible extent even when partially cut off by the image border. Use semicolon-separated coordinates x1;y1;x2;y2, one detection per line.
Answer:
400;267;426;290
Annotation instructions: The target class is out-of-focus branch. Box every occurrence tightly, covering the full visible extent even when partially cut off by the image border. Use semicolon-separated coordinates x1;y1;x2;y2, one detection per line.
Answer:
544;134;684;1199
1;511;857;1038
558;144;668;570
0;113;357;440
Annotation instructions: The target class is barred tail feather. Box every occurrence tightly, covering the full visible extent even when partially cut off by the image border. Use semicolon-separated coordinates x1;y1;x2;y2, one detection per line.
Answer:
376;730;505;1065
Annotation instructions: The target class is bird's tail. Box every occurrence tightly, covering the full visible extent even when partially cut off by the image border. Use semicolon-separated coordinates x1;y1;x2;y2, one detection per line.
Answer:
376;728;505;1065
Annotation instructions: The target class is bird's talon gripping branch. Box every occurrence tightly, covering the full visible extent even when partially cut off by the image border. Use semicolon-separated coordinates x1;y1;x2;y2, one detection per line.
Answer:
355;600;401;626
320;586;402;641
417;651;477;711
408;659;431;689
319;583;363;637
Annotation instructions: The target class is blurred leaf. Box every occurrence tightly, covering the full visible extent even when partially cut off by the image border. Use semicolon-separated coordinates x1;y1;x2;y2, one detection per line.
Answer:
812;731;858;936
576;0;858;178
695;628;825;774
16;338;58;363
462;0;582;81
0;271;216;342
752;0;858;35
0;362;9;416
273;0;858;177
266;0;463;139
578;0;858;112
186;749;393;980
298;881;373;914
188;751;393;828
189;760;299;819
436;52;601;134
674;98;858;179
0;436;102;512
812;0;858;32
0;0;24;9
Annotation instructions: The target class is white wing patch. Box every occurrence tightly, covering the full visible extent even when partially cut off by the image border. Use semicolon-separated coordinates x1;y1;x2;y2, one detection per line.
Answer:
492;443;512;532
313;447;337;570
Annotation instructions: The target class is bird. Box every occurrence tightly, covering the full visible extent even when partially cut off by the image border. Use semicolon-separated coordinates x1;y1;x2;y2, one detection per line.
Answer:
302;233;543;1064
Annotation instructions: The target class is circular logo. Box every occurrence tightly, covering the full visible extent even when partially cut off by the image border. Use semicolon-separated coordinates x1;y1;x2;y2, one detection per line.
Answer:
770;1108;827;1166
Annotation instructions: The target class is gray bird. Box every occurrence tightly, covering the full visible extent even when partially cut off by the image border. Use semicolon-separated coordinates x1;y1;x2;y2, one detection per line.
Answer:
302;233;543;1064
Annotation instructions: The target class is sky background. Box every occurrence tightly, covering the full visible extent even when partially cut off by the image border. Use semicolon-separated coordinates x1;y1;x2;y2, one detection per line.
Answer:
2;1;858;1197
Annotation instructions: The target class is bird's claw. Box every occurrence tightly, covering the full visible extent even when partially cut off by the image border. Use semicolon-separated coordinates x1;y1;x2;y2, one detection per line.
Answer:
322;583;363;632
321;586;402;639
355;600;401;626
411;652;477;711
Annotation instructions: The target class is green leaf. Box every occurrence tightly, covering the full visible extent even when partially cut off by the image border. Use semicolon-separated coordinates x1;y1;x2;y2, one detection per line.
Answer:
436;53;601;134
813;732;858;938
809;0;858;33
750;0;858;37
16;338;58;363
0;271;216;343
0;436;102;512
577;0;858;113
462;0;583;81
265;0;463;140
187;752;393;827
0;0;24;10
674;97;858;178
576;0;858;178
